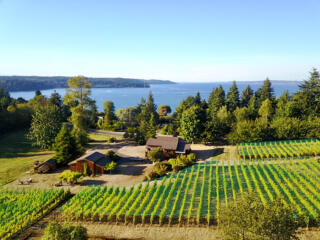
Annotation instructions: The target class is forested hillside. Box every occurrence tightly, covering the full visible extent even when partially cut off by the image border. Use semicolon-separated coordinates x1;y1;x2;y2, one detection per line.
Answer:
0;76;174;91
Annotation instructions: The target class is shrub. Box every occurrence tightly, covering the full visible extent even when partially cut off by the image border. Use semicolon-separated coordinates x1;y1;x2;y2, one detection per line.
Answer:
218;192;301;240
58;171;82;184
145;171;160;181
148;147;165;162
104;161;117;173
83;162;88;176
168;153;197;169
152;162;168;176
105;150;120;162
173;165;184;173
42;221;88;240
106;137;116;143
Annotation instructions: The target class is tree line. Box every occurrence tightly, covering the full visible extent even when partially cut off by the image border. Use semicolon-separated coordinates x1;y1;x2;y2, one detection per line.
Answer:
107;68;320;144
1;68;320;156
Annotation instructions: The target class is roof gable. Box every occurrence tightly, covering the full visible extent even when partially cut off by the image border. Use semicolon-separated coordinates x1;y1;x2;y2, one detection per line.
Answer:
146;136;187;151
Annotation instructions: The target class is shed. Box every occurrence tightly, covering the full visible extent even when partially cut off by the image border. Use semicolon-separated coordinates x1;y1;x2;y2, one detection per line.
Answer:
68;152;109;175
146;136;191;158
34;159;57;173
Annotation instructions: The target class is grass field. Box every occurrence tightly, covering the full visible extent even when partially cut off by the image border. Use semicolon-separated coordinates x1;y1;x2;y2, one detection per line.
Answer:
62;157;320;225
0;130;53;185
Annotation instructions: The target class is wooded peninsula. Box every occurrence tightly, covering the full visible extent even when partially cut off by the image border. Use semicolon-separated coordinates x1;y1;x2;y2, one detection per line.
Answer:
0;76;175;92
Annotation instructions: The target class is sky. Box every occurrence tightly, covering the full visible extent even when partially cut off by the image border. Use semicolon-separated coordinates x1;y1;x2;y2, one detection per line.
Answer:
0;0;319;82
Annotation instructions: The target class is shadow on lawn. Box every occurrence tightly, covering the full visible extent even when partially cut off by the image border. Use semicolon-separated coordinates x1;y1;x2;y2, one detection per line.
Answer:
192;147;224;160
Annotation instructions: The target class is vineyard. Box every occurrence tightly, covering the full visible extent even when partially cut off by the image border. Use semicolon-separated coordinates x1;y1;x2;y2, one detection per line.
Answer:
237;139;320;160
62;158;320;225
0;188;70;240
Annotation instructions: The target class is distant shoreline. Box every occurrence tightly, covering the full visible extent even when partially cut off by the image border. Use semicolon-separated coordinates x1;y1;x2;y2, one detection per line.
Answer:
0;76;175;92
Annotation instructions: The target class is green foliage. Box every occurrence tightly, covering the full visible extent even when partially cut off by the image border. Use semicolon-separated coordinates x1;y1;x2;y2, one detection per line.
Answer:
53;124;83;166
227;118;271;144
271;117;301;139
148;147;165;162
134;93;159;144
218;192;300;240
83;162;88;176
63;76;95;146
103;100;115;126
180;105;205;142
106;136;117;143
240;85;254;107
258;98;274;121
105;150;120;161
0;189;69;240
152;162;168;176
226;81;240;112
256;78;274;108
62;158;320;226
146;113;157;140
104;161;117;173
158;104;172;116
27;103;63;149
208;85;225;113
42;221;88;240
116;106;139;126
58;170;82;184
168;153;197;168
297;68;320;116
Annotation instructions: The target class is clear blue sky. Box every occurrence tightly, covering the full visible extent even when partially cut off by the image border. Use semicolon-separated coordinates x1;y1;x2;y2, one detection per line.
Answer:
0;0;319;82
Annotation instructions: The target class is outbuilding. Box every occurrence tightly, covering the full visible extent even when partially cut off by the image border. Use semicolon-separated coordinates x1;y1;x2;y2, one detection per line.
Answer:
34;159;57;173
68;152;109;175
146;136;191;158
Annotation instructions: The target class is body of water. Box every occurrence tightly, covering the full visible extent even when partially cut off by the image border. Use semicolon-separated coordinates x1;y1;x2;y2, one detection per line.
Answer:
10;82;301;112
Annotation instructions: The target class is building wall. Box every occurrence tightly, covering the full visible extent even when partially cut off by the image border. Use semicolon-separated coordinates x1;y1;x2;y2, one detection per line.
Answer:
69;160;104;175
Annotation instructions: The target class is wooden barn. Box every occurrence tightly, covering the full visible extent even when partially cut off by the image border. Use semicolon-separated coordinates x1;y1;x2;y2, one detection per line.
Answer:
146;136;191;158
68;152;109;175
34;159;57;173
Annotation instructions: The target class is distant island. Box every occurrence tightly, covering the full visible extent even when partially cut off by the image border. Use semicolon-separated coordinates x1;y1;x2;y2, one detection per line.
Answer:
0;76;175;92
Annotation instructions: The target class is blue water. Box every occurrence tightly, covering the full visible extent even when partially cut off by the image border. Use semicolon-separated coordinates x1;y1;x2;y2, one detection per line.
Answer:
10;82;301;112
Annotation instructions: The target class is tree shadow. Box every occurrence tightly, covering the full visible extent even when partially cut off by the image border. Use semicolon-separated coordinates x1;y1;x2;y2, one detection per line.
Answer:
117;165;147;176
80;179;107;186
192;147;224;160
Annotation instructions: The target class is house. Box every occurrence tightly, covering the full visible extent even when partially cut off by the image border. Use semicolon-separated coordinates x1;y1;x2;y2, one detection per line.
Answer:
146;136;191;158
68;152;109;175
34;159;57;173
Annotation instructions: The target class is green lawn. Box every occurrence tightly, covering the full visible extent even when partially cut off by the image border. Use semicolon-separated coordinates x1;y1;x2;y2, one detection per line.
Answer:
0;130;53;185
88;132;123;143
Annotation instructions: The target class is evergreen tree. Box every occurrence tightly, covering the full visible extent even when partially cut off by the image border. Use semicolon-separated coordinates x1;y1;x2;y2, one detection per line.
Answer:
53;124;83;166
49;92;62;107
274;90;291;118
247;95;258;119
240;85;254;107
295;68;320;117
144;92;158;121
146;113;156;140
256;78;274;107
103;100;115;126
87;99;98;128
208;85;225;113
226;81;240;112
35;89;42;96
194;91;201;105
